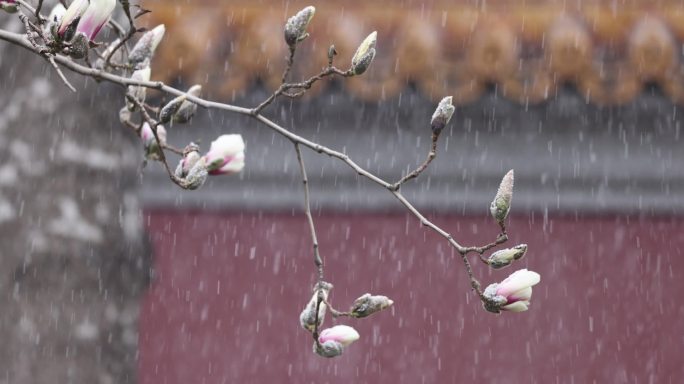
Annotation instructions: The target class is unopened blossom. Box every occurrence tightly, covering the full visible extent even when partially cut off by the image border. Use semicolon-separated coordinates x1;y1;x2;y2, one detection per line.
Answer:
140;122;166;161
299;281;333;333
490;169;514;227
351;31;377;75
174;144;208;190
430;96;455;135
0;0;18;13
159;85;201;124
128;25;166;69
487;244;528;269
75;0;116;41
350;293;394;318
284;6;315;47
57;0;88;39
203;134;245;175
126;67;151;111
482;269;540;314
318;325;360;347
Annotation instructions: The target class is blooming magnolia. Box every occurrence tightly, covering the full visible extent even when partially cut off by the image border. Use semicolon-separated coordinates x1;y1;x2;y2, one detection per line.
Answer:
483;269;540;314
318;325;360;347
204;134;245;175
76;0;116;41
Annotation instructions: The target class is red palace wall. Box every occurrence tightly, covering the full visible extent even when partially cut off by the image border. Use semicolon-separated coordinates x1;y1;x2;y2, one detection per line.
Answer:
140;212;683;383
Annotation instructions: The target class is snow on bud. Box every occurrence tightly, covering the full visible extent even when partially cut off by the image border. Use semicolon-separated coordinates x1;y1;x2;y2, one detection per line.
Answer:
299;281;333;333
126;67;151;111
67;32;89;59
482;269;540;314
350;293;394;318
159;85;201;124
490;169;514;227
174;144;208;190
203;134;245;175
140;122;167;161
351;31;377;75
75;0;116;41
430;96;455;134
119;106;132;125
57;0;88;39
284;6;315;47
129;25;166;69
487;244;527;269
318;325;360;347
313;340;344;358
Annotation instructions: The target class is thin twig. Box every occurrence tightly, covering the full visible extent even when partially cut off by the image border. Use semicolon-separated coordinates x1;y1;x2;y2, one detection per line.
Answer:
48;56;76;92
34;0;44;23
392;132;440;190
253;65;352;114
281;45;296;84
104;0;137;68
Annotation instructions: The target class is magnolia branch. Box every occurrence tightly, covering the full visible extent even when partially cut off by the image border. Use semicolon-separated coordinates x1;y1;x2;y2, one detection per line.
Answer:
0;26;503;271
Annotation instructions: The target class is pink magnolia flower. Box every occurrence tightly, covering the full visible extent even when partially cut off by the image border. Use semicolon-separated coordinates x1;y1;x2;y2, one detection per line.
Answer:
57;0;88;37
203;134;245;175
483;268;540;313
318;325;360;347
76;0;116;41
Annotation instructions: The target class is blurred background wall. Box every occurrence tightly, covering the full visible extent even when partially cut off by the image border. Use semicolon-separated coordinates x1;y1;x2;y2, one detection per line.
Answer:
136;1;684;383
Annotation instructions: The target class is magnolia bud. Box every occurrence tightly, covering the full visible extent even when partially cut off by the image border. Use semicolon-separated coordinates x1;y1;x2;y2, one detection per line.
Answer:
129;25;166;69
174;144;207;190
159;85;201;124
284;6;315;47
299;281;333;333
0;1;18;13
174;143;200;178
126;67;151;111
350;293;394;318
482;269;540;314
182;157;208;190
490;170;514;227
430;96;455;134
76;0;116;41
487;244;527;269
313;340;344;358
351;31;377;75
318;325;360;347
140;122;167;161
67;32;89;59
173;85;201;123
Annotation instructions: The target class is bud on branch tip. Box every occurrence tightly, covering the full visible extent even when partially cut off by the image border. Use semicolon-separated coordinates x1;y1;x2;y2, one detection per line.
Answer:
431;96;455;134
351;31;377;75
486;244;527;269
490;169;514;228
284;6;315;47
